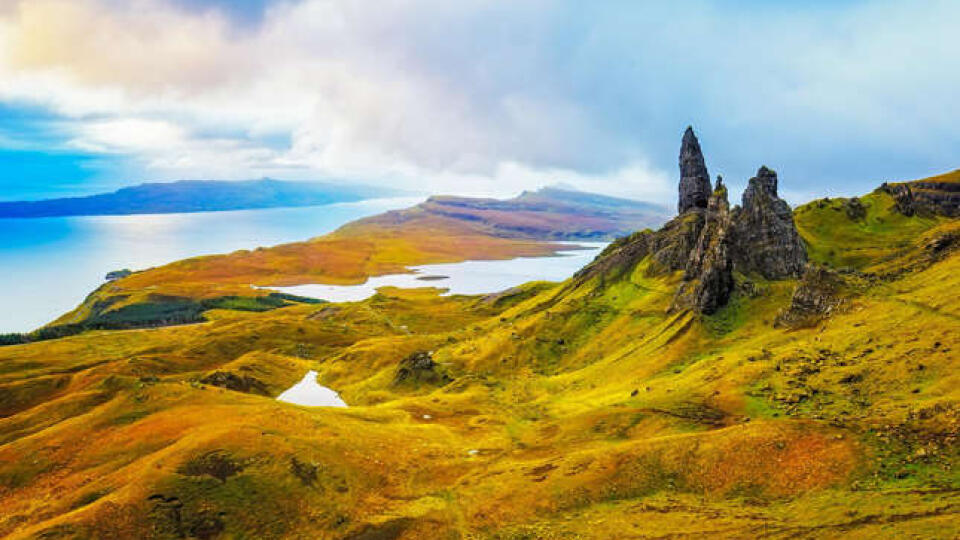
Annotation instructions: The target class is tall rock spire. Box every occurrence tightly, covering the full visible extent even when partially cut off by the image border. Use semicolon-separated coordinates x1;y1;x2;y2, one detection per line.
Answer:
678;126;712;214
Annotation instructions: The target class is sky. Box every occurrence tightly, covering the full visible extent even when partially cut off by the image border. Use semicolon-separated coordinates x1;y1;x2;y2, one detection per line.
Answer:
0;0;958;205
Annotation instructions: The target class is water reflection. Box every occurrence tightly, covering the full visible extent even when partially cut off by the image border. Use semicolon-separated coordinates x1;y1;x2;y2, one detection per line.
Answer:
0;198;421;332
266;243;606;303
277;370;347;407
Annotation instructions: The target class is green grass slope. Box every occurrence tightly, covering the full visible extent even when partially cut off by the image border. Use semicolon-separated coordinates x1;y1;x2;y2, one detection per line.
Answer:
0;177;958;538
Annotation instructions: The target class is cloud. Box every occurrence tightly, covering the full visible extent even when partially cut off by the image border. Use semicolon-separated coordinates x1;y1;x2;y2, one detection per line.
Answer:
69;119;187;153
0;0;958;201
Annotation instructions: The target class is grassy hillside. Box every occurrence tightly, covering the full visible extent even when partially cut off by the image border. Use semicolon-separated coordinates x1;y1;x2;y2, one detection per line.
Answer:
0;174;958;538
794;189;949;271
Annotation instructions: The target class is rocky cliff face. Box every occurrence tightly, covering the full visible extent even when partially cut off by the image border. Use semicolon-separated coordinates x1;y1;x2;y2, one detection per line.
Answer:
678;126;713;214
732;166;807;279
881;176;960;217
672;180;735;314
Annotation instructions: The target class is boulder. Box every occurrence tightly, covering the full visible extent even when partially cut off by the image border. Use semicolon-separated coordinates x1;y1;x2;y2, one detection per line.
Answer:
845;197;866;220
199;371;270;396
775;264;845;328
393;351;452;387
105;269;133;281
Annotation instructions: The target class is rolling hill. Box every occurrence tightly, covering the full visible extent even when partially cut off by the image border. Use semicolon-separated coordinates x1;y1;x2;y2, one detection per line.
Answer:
10;187;667;339
0;130;957;538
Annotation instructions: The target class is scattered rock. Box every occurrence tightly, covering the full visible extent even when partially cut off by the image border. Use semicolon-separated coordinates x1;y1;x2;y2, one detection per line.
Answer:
177;451;243;483
393;351;452;387
199;371;269;396
924;230;957;256
188;511;225;540
290;457;319;487
147;494;184;537
845;197;866;220
775;264;845;328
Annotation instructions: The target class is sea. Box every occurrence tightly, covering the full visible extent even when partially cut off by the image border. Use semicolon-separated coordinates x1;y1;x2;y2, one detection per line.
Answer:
0;198;605;334
0;198;420;333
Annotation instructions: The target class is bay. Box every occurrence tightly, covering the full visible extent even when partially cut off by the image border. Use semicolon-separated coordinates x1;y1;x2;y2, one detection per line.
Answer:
0;198;421;333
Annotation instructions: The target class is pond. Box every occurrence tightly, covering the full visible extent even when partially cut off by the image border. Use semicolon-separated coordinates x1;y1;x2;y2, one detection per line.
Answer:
276;370;348;407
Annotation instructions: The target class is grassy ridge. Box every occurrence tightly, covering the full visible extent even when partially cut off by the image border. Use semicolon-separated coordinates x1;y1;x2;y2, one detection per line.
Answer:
794;189;948;270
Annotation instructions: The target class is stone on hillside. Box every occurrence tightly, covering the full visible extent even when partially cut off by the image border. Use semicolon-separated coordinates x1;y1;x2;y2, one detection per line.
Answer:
199;371;270;396
393;351;452;387
678;126;712;214
845;197;866;220
732;166;807;279
775;264;845;328
105;269;133;281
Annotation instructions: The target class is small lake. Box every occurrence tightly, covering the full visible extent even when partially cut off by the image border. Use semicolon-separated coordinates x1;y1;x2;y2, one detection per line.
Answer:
0;198;421;333
265;243;606;302
277;370;348;407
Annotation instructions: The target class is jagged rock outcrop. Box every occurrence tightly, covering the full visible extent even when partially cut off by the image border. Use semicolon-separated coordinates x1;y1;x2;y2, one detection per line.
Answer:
574;127;714;284
105;269;133;281
881;177;960;217
678;127;712;214
775;264;845;328
731;166;807;279
672;179;735;314
572;209;705;285
576;130;808;316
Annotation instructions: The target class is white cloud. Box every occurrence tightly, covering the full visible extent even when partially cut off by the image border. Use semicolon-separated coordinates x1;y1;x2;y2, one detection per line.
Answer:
69;119;187;153
0;0;958;199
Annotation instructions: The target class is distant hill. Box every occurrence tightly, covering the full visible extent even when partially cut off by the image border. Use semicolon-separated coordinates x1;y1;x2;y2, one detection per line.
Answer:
0;179;402;218
35;186;670;334
361;186;671;241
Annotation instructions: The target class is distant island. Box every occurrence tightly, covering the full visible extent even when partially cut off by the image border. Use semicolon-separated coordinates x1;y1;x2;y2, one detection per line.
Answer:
364;186;672;241
0;179;405;218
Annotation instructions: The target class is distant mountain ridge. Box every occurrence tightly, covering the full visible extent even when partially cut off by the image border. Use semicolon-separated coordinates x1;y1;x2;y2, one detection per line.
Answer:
0;179;401;218
366;186;671;241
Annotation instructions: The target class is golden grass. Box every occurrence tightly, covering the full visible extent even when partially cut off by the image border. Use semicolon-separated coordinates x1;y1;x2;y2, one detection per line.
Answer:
1;177;959;538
